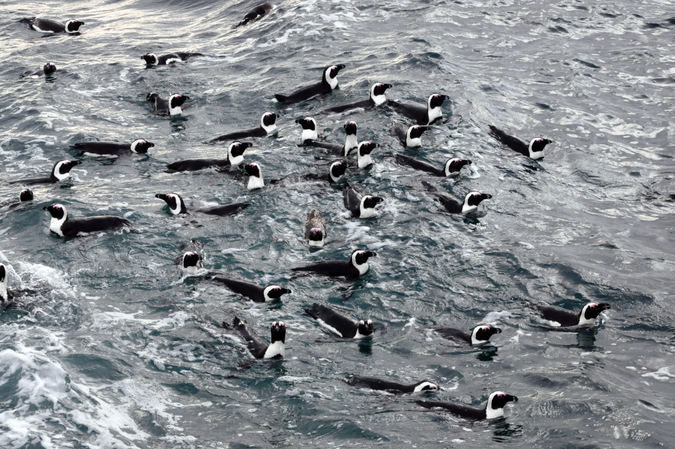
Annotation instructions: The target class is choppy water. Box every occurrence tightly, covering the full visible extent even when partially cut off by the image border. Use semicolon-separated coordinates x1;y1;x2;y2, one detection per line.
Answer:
1;0;674;447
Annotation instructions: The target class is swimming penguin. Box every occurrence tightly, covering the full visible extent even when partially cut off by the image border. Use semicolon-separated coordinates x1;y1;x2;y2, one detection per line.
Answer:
416;391;518;420
269;160;347;186
298;119;359;156
388;94;450;125
210;276;291;303
275;64;346;105
21;17;84;34
179;251;202;274
355;141;378;169
243;163;265;190
166;142;252;172
71;139;154;156
422;181;491;215
394;155;472;177
21;63;56;78
393;123;428;148
155;193;249;216
534;302;611;327
0;189;34;210
320;83;393;115
141;52;204;66
146;92;189;116
230;317;286;359
9;160;81;185
343;184;383;218
304;303;374;338
488;125;552;160
345;376;439;393
236;2;274;27
0;263;9;303
305;209;327;248
435;324;502;346
43;204;132;237
291;249;376;278
208;113;278;143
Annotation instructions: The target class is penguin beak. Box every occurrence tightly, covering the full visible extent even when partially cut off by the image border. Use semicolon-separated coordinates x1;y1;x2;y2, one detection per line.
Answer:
482;194;493;200
155;194;168;202
282;288;292;295
508;395;518;403
384;84;393;89
366;251;377;258
336;64;346;70
597;303;611;311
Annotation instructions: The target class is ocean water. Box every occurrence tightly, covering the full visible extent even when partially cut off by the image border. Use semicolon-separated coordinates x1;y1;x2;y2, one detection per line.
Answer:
1;0;674;447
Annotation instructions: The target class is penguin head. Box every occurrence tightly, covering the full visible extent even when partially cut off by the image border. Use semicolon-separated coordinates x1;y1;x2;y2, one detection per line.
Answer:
169;94;189;108
470;325;502;345
181;251;202;271
130;139;154;153
351;249;376;267
245;163;264;190
296;117;318;143
358;141;378;157
43;63;57;75
344;121;358;136
228;141;252;165
141;53;159;65
65;20;84;33
581;302;611;321
463;192;492;213
146;92;159;103
270;321;286;343
20;189;34;202
308;227;325;242
264;285;292;301
155;193;187;215
370;83;393;105
244;162;262;178
529;138;553;158
261;112;278;133
43;203;68;220
52;160;82;181
357;319;374;337
428;94;450;110
444;158;472;177
487;392;518;418
0;263;6;283
323;64;345;89
407;125;428;141
329;161;347;182
413;381;439;392
362;195;384;210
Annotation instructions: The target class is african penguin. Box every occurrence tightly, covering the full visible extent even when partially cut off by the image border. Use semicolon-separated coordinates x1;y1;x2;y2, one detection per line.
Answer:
21;63;57;78
321;83;393;114
210;276;291;303
244;163;265;190
304;303;374;339
141;52;204;66
393;123;428;148
0;263;9;303
9;160;81;185
304;209;327;248
394;155;472;177
207;113;277;143
421;181;491;215
534;302;611;327
179;251;203;274
43;204;132;237
71;139;154;156
345;376;439;394
435;324;502;346
155;193;249;217
21;17;84;34
166;141;252;172
236;2;274;27
275;64;345;104
343;184;383;218
488;125;552;160
291;249;376;278
356;141;378;169
231;317;286;359
416;391;518;420
269;160;347;186
388;94;450;125
1;189;34;210
146;92;189;116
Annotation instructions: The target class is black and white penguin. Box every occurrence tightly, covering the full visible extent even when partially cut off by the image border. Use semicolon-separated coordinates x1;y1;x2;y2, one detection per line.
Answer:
141;52;204;66
305;209;327;248
155;193;249;217
236;2;274;27
304;303;374;338
345;376;439;393
269;160;347;186
321;83;393;114
388;94;450;125
422;181;491;215
43;204;132;237
208;113;278;143
488;125;552;160
394;155;472;177
146;92;189;116
71;139;154;156
21;17;84;34
416;391;518;420
534;302;611;327
0;263;9;303
435;324;502;346
210;276;291;303
231;317;286;359
393;123;428;148
291;249;376;278
0;189;34;210
244;163;265;190
275;64;346;104
355;141;378;169
9;160;81;185
297;118;359;156
343;184;383;218
21;63;57;78
179;251;202;274
166;141;252;172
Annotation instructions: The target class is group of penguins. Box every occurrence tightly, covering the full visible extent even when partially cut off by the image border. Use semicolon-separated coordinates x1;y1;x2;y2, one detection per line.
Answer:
2;6;613;423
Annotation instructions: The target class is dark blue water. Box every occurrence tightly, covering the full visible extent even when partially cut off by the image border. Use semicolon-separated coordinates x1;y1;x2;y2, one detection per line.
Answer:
1;0;674;447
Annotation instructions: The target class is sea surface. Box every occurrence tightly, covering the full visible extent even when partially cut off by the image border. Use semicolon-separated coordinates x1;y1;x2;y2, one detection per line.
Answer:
1;0;674;448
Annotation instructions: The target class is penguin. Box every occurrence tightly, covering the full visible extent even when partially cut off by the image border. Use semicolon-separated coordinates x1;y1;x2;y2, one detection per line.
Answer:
43;204;132;237
21;17;84;34
207;113;278;143
179;251;202;274
0;189;34;210
146;92;189;116
355;141;378;169
9;160;81;185
305;209;327;248
244;163;265;190
421;181;491;215
275;64;346;104
488;125;552;160
534;302;611;327
71;139;154;156
21;63;57;78
231;317;286;359
166;142;252;172
416;392;518;420
155;193;249;217
320;83;393;114
269;160;347;186
298;119;359;156
291;249;376;278
304;303;374;338
210;276;291;303
435;324;502;346
388;94;450;125
0;263;9;303
141;52;204;66
394;155;472;177
393;123;428;148
345;376;439;393
343;184;383;218
236;2;274;27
